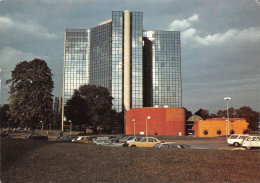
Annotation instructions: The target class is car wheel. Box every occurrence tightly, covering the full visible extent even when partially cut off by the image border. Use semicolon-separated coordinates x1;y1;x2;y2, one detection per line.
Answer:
246;147;251;150
234;142;239;147
131;145;136;147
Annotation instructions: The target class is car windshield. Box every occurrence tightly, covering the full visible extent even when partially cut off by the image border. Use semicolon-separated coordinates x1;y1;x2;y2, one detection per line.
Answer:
229;135;239;139
127;137;135;141
160;144;170;148
153;143;161;148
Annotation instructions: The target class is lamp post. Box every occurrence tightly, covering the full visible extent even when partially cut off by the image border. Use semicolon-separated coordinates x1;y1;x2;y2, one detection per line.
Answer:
224;97;231;138
40;121;43;135
146;116;151;139
132;119;135;137
69;120;72;136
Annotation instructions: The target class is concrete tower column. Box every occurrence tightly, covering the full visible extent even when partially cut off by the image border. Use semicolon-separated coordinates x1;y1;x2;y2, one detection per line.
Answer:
124;10;131;111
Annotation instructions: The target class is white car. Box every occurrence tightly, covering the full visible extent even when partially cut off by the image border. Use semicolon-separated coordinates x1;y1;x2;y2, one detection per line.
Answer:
72;136;90;142
227;134;249;147
242;136;260;150
125;136;142;143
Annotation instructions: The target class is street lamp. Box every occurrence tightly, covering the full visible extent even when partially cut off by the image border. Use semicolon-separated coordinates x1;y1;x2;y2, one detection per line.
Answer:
224;97;231;138
40;121;43;135
132;119;135;137
69;120;72;136
146;116;151;139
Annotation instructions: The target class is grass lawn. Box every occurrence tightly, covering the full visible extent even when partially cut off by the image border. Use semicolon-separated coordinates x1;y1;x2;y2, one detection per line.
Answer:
1;136;259;183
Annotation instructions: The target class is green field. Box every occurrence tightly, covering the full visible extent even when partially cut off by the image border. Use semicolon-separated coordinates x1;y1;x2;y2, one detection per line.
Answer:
1;137;259;183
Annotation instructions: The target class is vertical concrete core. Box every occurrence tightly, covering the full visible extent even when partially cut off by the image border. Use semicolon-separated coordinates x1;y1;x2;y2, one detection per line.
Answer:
124;10;131;111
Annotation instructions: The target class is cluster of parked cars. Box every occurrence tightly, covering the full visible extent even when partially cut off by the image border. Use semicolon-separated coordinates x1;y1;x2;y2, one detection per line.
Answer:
227;134;260;150
54;135;209;149
1;128;30;135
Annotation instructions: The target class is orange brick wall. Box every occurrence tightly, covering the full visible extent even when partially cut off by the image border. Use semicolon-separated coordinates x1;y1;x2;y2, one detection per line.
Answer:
193;118;248;137
126;108;185;136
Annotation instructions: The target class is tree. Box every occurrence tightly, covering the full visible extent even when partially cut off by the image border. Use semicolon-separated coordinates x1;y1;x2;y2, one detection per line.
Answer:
0;104;14;129
52;97;62;130
214;106;259;130
6;59;54;130
183;108;193;120
65;84;114;133
235;106;259;131
194;108;210;120
65;90;89;131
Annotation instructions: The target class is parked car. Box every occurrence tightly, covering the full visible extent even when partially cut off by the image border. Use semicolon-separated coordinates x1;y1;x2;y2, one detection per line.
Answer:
4;129;12;134
125;136;142;143
56;135;73;142
127;137;161;147
73;136;94;144
227;134;250;147
25;133;40;139
95;139;112;145
1;131;9;137
153;142;208;149
119;136;134;143
242;136;260;150
22;129;30;133
26;133;48;140
13;129;22;133
95;139;128;147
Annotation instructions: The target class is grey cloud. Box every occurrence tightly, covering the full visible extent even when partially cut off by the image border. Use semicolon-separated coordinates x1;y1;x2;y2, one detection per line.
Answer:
0;0;259;114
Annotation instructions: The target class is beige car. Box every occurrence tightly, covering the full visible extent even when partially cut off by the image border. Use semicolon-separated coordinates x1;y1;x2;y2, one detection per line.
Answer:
128;137;161;147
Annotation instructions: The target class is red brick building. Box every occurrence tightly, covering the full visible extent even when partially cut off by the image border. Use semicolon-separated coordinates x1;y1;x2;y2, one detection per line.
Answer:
125;108;185;136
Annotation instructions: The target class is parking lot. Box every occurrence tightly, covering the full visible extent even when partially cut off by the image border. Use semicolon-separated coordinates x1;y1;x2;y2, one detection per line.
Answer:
6;130;253;151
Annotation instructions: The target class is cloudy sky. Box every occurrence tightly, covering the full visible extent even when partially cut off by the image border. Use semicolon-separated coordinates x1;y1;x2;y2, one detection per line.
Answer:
0;0;259;114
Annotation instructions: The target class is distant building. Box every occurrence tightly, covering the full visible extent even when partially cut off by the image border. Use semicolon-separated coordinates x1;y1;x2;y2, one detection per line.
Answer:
125;107;186;136
62;10;182;131
192;118;248;137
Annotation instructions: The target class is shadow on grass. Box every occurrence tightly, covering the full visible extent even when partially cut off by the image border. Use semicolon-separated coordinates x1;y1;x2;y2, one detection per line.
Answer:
0;136;59;172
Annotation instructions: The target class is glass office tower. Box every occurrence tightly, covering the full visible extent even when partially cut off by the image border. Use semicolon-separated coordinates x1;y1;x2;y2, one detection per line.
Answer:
143;31;182;108
62;10;182;127
63;29;89;105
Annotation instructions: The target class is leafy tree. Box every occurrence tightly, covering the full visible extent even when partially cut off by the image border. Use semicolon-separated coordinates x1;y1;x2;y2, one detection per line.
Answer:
52;97;62;130
0;104;14;129
216;107;236;118
65;84;114;133
183;108;193;120
65;90;89;131
214;106;259;130
6;59;54;130
235;106;259;131
194;108;210;120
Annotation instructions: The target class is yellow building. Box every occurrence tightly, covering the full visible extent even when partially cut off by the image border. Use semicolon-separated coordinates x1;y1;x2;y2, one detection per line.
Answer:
192;118;248;137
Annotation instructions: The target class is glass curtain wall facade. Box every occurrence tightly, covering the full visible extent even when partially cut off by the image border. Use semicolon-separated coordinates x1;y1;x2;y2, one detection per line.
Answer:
64;29;89;105
131;12;143;108
89;22;112;92
63;10;182;118
143;31;182;108
111;11;124;112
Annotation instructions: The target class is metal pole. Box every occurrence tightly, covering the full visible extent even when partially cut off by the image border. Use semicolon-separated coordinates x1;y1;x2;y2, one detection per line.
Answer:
224;97;231;138
69;120;72;136
146;116;150;139
132;119;135;137
227;100;229;136
40;121;43;135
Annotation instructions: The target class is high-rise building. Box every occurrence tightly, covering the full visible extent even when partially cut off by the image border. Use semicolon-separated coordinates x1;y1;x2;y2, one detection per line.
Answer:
62;10;182;128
